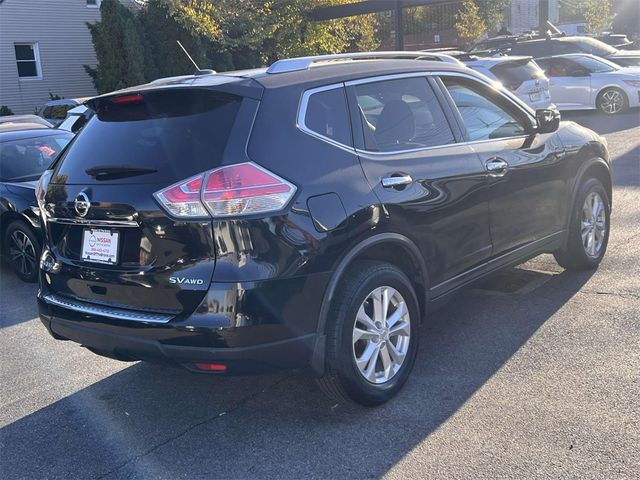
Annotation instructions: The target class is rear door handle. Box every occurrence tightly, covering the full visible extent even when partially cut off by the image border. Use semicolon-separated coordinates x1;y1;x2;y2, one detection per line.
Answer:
485;157;509;177
381;174;413;189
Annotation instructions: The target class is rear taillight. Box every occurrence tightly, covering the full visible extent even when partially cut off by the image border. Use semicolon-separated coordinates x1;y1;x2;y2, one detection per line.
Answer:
154;162;296;219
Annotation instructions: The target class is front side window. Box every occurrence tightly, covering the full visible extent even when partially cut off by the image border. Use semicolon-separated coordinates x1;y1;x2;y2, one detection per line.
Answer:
570;55;618;73
353;77;455;152
14;43;41;79
442;78;529;142
303;87;352;146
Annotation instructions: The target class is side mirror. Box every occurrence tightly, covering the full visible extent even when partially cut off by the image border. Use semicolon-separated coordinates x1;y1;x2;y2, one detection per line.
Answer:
535;108;561;134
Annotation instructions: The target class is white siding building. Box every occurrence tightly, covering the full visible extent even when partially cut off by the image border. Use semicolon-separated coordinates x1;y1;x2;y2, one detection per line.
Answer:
0;0;134;115
509;0;560;35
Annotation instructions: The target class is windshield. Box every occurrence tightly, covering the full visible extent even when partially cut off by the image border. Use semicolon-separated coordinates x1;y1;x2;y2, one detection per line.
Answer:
572;37;618;56
0;133;73;182
490;59;546;90
571;55;619;73
55;89;242;185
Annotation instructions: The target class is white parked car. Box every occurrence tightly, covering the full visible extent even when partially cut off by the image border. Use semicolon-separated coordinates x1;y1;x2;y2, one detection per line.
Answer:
463;56;553;109
536;54;640;114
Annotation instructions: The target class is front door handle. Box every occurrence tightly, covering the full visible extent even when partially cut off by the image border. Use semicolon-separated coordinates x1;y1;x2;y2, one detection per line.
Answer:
381;174;413;189
486;157;509;177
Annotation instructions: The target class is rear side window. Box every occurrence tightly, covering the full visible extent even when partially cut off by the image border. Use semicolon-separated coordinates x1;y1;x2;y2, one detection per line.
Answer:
43;104;72;120
353;77;455;152
511;41;550;58
54;89;241;184
552;42;580;55
0;133;72;181
490;60;545;90
303;87;352;146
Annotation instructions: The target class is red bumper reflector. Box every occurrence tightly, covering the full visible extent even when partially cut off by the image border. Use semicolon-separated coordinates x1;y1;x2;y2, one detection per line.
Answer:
195;362;227;372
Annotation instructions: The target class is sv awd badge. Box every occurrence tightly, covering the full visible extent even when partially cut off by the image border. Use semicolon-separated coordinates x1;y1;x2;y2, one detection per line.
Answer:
169;277;204;285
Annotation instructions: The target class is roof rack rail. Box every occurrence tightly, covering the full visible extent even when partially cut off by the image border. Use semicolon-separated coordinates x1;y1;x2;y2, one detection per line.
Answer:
266;51;460;74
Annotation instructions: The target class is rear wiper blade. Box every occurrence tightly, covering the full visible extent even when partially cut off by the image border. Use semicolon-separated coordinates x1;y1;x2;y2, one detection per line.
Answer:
85;165;158;180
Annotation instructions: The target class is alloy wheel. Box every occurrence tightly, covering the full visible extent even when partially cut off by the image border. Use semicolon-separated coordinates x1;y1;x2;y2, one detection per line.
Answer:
8;230;37;278
581;191;607;258
600;90;624;114
352;286;411;384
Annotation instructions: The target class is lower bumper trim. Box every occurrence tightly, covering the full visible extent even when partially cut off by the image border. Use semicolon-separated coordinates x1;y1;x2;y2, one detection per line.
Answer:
42;294;174;324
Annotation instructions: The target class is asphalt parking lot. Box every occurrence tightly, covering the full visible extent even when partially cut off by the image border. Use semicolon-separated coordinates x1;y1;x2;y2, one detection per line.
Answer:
1;110;639;479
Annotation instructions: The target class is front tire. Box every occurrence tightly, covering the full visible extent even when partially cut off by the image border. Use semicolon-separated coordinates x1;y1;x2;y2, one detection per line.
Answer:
4;220;41;283
554;178;610;271
317;261;420;407
597;88;628;115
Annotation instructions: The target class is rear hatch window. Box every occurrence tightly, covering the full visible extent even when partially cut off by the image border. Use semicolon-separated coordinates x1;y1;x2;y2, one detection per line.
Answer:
53;89;242;185
490;59;546;91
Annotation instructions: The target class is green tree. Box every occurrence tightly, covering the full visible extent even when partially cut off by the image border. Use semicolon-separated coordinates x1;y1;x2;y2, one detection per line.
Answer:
0;106;14;116
476;0;511;31
85;0;149;93
583;0;614;34
455;0;487;47
86;0;380;91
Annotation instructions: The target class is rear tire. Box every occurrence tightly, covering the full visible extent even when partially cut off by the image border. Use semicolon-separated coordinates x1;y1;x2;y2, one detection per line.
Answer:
596;87;628;115
317;261;420;407
4;220;41;283
554;178;610;271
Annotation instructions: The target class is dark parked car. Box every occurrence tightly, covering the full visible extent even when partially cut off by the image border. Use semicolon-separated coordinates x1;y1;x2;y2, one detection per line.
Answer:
509;36;640;67
37;53;612;406
0;128;73;281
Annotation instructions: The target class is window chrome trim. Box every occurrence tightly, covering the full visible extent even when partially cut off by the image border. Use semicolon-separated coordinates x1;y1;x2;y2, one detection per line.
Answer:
42;294;174;324
354;135;530;157
296;82;356;154
296;69;536;157
345;70;536;119
48;217;139;227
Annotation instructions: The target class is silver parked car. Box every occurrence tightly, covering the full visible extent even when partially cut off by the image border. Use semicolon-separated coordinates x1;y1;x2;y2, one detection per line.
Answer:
463;56;553;110
0;114;53;128
40;97;91;126
536;54;640;114
57;105;93;133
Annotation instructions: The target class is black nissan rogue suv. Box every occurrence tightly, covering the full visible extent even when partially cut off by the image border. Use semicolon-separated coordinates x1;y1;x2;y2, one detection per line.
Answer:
37;53;612;406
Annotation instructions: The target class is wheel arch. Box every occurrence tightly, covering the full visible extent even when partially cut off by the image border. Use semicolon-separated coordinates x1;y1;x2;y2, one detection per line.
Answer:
310;232;429;375
574;157;613;209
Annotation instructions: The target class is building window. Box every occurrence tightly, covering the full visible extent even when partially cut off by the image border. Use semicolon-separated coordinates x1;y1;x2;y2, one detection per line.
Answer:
14;43;42;80
86;0;101;7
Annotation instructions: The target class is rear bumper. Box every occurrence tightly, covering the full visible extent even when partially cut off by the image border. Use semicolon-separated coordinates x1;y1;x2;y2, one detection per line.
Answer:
39;310;315;374
37;272;330;374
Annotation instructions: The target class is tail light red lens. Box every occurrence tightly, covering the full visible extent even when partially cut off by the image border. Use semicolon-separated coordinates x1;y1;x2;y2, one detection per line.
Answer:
111;94;144;104
195;362;227;372
154;162;296;219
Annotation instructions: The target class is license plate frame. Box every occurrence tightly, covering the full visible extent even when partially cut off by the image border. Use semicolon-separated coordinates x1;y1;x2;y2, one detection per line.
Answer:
81;228;120;265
